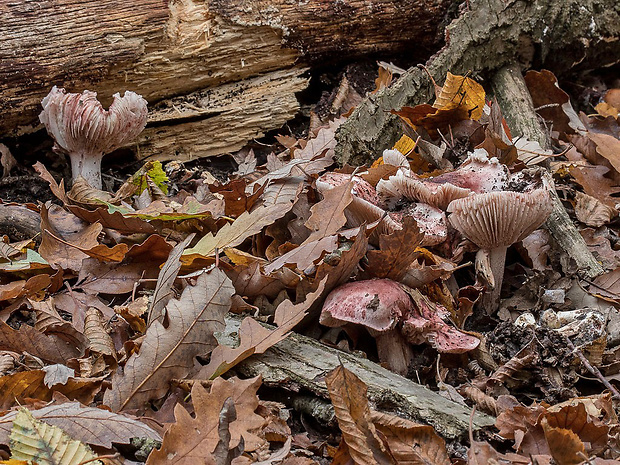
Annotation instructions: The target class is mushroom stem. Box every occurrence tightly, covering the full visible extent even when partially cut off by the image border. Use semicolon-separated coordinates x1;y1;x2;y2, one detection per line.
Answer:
373;330;414;376
479;246;508;314
69;152;105;189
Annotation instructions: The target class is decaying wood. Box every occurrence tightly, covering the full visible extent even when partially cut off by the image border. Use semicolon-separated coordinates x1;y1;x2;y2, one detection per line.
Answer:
0;204;41;242
137;68;308;162
217;315;495;440
335;0;620;166
491;62;604;280
1;0;453;160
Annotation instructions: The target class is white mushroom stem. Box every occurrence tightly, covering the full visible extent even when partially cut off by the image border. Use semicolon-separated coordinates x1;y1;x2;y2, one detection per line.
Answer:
373;329;414;376
69;151;105;189
478;246;508;313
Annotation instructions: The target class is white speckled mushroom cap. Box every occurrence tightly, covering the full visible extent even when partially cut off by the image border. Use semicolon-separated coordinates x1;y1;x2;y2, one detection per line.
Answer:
39;86;148;158
447;189;553;249
433;149;509;193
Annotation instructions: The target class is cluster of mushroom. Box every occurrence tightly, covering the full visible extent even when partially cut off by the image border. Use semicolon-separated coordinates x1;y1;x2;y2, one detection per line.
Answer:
39;86;148;190
318;148;554;373
317;148;554;312
320;278;480;374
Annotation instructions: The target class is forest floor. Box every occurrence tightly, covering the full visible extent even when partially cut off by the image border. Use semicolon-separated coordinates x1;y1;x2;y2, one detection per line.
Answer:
0;59;620;464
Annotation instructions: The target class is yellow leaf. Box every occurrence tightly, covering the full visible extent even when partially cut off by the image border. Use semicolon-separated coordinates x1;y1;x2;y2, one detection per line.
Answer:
393;134;416;155
9;408;101;465
433;72;485;120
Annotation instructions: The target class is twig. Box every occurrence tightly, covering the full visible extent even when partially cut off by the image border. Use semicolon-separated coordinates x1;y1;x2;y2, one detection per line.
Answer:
565;336;620;400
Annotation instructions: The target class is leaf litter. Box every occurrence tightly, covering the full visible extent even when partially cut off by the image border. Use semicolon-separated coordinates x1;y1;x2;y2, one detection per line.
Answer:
0;65;619;465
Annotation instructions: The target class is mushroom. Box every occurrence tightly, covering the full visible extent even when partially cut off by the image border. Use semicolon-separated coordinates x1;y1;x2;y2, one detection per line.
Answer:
447;189;553;312
389;203;448;246
320;279;415;374
401;288;480;353
39;86;148;189
377;149;508;210
377;168;473;210
316;172;401;236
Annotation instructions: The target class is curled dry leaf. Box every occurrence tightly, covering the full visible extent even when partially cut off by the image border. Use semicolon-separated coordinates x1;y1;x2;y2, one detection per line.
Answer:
104;269;234;412
325;365;395;465
84;307;117;361
370;410;451;465
542;418;586;465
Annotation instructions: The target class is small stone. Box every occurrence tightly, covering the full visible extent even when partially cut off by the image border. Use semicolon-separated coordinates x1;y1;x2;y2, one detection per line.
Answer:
541;289;565;304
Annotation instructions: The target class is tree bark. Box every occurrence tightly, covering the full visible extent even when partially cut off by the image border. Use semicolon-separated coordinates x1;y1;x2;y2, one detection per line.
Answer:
217;315;495;440
335;0;620;166
0;0;453;160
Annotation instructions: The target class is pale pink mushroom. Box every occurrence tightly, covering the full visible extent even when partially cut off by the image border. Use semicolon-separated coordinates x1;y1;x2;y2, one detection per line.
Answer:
447;189;553;313
401;289;479;353
389;203;448;246
432;149;508;193
377;149;507;210
320;279;415;375
39;86;148;189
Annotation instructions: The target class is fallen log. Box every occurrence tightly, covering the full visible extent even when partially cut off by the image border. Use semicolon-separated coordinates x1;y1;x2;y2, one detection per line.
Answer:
216;315;495;440
0;0;454;160
490;63;604;279
335;0;620;166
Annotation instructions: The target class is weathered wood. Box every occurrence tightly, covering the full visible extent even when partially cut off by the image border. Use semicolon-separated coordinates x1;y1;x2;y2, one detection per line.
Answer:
216;315;495;440
136;68;308;162
0;0;452;137
335;0;620;166
491;63;604;280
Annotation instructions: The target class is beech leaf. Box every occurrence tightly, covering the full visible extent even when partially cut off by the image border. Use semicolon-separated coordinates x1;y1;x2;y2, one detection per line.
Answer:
9;408;100;465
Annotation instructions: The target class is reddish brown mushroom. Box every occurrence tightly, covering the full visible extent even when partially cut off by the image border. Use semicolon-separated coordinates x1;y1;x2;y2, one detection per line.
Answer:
447;188;553;313
320;279;414;374
39;86;148;189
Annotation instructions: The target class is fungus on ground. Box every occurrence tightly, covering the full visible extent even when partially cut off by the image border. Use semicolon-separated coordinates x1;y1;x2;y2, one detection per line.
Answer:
447;189;553;313
401;288;480;353
389;203;448;246
320;279;415;375
377;149;508;210
39;86;148;190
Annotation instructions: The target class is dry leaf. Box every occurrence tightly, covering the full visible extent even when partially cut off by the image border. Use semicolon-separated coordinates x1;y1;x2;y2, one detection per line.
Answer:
542;419;585;465
0;320;82;364
325;365;394;465
304;181;353;243
148;234;195;325
370;411;451;465
199;279;325;379
84;307;117;360
104;269;233;411
366;217;423;281
146;377;266;464
182;186;301;266
0;402;160;448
